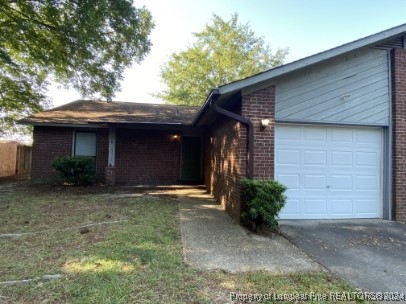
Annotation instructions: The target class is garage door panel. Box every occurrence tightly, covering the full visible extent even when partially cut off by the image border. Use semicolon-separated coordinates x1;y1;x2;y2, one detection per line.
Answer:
331;151;353;166
276;125;301;141
276;124;382;219
304;127;327;141
304;150;327;166
355;200;380;215
280;199;300;215
304;200;328;214
303;175;327;190
276;174;300;189
331;200;353;215
277;149;300;165
356;129;380;145
331;128;353;143
330;175;353;190
356;175;378;190
356;152;378;167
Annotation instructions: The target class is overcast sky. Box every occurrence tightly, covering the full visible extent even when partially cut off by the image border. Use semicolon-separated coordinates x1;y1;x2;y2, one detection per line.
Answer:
49;0;406;107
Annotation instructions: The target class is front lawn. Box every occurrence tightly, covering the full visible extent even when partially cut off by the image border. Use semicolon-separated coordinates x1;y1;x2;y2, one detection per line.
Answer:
0;185;365;303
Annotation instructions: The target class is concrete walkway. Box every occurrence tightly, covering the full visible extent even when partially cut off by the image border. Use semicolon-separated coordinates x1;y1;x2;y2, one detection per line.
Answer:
178;188;321;273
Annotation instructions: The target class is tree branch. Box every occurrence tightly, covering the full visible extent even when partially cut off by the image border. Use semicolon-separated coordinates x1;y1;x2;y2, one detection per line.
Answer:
0;2;59;31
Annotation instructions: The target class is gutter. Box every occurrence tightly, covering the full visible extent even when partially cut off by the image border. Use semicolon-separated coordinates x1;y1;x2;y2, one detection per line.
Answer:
208;89;254;179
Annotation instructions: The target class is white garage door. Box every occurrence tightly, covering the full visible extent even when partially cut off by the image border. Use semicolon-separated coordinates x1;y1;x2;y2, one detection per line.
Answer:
275;124;382;219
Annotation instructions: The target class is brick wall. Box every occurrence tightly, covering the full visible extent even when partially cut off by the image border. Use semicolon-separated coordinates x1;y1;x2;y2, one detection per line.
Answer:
241;86;275;180
391;48;406;221
32;127;109;182
31;126;182;184
205;117;242;220
95;129;108;181
205;86;276;220
115;129;181;184
31;126;73;180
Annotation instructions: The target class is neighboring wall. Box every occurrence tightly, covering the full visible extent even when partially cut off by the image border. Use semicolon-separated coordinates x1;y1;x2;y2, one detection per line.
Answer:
115;129;181;184
276;48;390;125
205;117;242;220
391;48;406;221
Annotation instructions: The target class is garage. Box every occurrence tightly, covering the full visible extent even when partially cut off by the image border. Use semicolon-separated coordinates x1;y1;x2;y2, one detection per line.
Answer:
275;124;382;219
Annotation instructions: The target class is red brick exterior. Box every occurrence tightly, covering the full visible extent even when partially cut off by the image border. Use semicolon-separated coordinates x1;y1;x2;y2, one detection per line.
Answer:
115;129;181;184
31;126;73;180
96;129;109;180
391;48;406;221
205;117;243;220
205;86;276;220
105;166;116;186
31;127;182;184
241;86;275;180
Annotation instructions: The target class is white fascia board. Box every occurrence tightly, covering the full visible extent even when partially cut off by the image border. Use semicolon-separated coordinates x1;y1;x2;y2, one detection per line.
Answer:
219;23;406;95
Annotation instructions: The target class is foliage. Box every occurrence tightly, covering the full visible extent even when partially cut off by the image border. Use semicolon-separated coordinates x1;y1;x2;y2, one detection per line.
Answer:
51;156;95;185
0;0;154;131
157;13;288;106
0;113;32;143
241;179;287;231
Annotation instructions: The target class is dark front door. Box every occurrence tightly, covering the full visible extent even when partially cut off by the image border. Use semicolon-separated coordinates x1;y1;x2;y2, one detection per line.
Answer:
180;136;202;183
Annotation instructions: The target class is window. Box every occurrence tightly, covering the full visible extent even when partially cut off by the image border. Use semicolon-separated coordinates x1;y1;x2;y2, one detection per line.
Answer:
74;132;96;157
74;131;97;173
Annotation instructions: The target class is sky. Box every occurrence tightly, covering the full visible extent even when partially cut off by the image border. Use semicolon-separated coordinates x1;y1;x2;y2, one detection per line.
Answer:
49;0;406;107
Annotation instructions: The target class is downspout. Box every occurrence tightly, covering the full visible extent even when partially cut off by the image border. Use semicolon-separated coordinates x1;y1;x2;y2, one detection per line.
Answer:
209;90;254;179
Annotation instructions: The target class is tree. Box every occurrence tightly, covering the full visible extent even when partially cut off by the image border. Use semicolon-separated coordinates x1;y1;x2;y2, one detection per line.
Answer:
0;0;154;136
157;14;288;106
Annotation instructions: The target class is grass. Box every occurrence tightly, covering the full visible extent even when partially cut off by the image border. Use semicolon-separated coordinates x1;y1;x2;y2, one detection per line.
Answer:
0;184;367;303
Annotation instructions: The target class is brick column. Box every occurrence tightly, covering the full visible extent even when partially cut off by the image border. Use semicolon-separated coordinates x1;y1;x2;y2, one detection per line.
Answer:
105;166;116;186
391;48;406;221
241;85;276;179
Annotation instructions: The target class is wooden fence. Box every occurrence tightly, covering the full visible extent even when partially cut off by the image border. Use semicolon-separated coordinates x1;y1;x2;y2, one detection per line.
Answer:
0;141;32;177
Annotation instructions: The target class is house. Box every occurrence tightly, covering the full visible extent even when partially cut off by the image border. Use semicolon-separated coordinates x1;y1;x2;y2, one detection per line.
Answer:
20;24;406;222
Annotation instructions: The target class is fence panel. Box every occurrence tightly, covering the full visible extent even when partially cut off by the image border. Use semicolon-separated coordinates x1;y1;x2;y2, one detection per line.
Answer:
16;145;32;175
0;141;18;177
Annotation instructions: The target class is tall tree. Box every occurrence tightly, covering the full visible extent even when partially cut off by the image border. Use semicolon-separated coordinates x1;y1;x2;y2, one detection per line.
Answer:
157;14;288;106
0;0;154;137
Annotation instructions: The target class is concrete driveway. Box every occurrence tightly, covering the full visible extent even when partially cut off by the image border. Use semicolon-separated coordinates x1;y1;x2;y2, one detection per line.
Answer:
280;220;406;294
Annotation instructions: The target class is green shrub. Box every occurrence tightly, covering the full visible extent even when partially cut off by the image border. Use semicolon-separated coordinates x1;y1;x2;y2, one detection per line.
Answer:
241;179;287;232
51;156;95;186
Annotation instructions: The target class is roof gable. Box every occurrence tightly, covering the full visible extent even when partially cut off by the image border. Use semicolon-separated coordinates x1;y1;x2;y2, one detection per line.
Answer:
192;23;406;126
217;23;406;95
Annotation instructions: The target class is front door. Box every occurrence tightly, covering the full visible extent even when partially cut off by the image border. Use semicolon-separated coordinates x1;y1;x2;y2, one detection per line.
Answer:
180;136;202;183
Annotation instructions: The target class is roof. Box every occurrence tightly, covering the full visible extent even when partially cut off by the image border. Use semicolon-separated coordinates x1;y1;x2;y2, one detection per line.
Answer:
20;100;200;126
20;24;406;128
193;23;406;125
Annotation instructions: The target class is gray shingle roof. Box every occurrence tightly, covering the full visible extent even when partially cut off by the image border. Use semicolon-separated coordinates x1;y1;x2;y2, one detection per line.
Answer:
19;100;200;126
